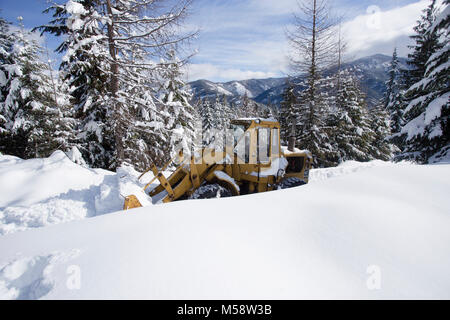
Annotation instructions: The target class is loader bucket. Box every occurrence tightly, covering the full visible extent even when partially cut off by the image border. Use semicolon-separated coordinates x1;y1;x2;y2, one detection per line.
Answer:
123;195;143;210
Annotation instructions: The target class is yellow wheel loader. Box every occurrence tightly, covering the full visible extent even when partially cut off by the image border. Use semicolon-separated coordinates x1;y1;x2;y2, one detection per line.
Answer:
123;118;312;210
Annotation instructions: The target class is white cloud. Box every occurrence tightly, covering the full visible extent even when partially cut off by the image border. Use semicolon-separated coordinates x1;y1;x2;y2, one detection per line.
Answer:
184;63;278;82
342;0;434;57
186;0;442;82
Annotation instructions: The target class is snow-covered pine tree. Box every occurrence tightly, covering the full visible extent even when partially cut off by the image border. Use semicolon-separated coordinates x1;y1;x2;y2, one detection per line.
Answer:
0;17;73;158
261;105;275;120
264;97;277;120
295;77;335;167
330;71;374;163
384;48;405;136
279;80;298;147
198;98;215;146
369;103;395;161
159;50;195;158
209;94;234;150
0;17;18;151
239;93;259;118
400;0;449;163
38;0;197;169
401;0;442;133
100;0;197;168
218;94;232;129
212;95;225;130
403;0;442;89
36;0;115;168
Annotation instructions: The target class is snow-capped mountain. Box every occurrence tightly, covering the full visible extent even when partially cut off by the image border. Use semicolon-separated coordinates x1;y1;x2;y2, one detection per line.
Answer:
187;78;286;103
188;54;408;108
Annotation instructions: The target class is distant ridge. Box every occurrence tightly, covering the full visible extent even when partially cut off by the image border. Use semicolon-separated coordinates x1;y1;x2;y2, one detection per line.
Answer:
188;54;408;108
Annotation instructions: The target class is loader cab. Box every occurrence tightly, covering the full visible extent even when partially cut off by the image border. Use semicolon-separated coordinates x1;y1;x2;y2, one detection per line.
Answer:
230;118;280;165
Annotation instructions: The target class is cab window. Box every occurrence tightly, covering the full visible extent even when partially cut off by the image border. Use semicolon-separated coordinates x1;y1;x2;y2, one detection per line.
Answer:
257;128;270;164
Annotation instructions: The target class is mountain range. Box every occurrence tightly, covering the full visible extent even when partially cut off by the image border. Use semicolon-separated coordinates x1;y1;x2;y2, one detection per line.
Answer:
187;54;408;108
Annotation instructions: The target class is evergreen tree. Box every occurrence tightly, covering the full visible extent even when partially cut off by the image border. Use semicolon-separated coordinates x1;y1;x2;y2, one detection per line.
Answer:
0;17;19;149
37;0;196;169
212;95;225;130
0;17;73;158
296;77;334;167
159;50;195;158
404;0;442;89
239;94;259;118
384;48;405;135
261;105;275;120
401;0;442;130
279;80;298;146
400;1;449;163
101;0;196;168
329;71;373;163
218;94;233;129
199;98;215;146
369;104;395;161
48;1;114;167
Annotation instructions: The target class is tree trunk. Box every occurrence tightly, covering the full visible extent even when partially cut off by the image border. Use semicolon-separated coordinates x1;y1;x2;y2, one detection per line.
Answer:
288;118;295;152
308;0;317;131
106;0;123;167
337;24;341;92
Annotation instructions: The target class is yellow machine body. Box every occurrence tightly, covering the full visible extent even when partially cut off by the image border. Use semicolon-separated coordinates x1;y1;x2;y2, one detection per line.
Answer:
123;119;312;210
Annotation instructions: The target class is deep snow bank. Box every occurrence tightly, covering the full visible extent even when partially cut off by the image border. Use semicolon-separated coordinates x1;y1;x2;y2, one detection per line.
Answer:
0;152;401;236
0;152;169;235
0;152;126;235
0;162;449;299
309;159;398;182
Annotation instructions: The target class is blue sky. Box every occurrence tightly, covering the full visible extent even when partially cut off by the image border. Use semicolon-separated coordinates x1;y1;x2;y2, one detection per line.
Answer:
0;0;438;82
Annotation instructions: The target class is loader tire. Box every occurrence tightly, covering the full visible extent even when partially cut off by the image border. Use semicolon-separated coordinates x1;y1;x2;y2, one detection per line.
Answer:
278;177;306;189
189;183;232;199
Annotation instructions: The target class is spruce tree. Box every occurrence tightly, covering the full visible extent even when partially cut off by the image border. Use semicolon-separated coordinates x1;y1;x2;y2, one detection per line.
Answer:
38;0;196;169
0;17;18;151
279;80;298;147
369;104;395;161
402;0;442;129
218;94;232;130
199;98;215;146
400;1;449;163
384;48;405;135
239;94;259;118
404;0;442;89
36;0;114;167
296;77;334;167
159;50;195;158
0;17;73;158
330;71;373;163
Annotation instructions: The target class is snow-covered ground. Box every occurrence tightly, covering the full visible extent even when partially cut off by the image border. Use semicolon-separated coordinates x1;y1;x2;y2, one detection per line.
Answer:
0;151;156;235
0;152;449;299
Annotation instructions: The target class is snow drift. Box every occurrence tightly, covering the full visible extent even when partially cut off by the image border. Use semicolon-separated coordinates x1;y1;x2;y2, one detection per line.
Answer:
0;151;154;235
0;151;397;236
0;152;449;299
